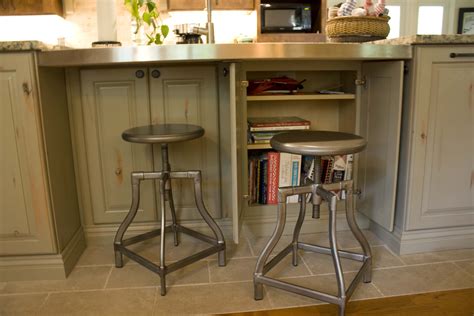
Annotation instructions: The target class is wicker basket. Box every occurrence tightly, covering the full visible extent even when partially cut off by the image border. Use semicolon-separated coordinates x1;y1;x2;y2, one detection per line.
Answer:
326;16;390;42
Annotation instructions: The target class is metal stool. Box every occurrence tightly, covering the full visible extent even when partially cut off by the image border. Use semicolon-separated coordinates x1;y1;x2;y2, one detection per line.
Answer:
253;130;372;315
114;123;226;296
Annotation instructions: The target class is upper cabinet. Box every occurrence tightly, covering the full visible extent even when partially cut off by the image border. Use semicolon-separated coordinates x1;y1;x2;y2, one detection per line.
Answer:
0;0;63;16
213;0;254;10
167;0;254;10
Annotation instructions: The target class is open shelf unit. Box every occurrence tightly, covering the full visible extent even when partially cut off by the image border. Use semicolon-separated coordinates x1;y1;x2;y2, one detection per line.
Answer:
243;64;359;210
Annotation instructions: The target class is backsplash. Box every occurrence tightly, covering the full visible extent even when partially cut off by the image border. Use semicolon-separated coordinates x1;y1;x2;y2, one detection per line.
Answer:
0;0;257;47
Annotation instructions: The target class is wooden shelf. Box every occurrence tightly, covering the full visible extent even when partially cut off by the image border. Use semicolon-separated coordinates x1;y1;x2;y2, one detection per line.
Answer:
247;143;272;150
246;94;355;102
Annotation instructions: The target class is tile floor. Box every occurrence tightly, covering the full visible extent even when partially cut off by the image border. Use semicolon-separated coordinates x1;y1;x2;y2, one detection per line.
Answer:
1;230;473;315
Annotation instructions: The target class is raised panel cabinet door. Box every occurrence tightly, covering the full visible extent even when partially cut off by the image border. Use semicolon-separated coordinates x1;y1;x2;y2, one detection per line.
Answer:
406;46;474;230
149;66;221;220
358;61;404;232
213;0;254;10
0;53;55;255
167;0;205;10
80;68;156;224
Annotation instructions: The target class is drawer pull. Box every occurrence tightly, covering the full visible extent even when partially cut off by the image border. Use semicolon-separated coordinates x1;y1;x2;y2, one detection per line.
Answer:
449;53;474;58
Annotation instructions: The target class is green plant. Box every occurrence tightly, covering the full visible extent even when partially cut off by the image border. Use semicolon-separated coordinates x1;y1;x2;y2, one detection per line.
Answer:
124;0;169;45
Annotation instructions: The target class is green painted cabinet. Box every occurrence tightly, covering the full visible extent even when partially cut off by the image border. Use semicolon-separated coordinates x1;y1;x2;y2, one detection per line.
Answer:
78;65;221;228
0;52;56;255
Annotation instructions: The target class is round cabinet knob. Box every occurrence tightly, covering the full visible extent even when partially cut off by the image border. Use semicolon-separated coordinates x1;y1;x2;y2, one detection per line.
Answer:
151;69;161;78
135;70;145;78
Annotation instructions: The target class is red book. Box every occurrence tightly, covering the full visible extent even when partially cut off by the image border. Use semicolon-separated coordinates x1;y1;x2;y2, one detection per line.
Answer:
267;152;280;204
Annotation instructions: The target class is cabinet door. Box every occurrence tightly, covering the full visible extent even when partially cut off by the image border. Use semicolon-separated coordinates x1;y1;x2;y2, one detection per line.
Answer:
80;68;156;224
167;0;204;10
406;46;474;230
149;66;221;220
213;0;254;10
358;61;404;232
0;53;55;255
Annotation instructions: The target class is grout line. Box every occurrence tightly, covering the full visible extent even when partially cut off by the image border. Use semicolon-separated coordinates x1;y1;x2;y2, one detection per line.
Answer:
450;261;474;278
152;286;159;314
207;260;212;283
370;281;385;297
38;292;51;310
103;266;114;289
245;235;256;257
298;252;314;276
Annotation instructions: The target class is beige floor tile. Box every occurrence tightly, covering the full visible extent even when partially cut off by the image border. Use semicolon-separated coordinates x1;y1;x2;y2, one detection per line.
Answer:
266;272;381;309
106;265;161;289
454;260;474;276
1;266;111;294
209;254;311;283
128;234;212;263
266;254;313;279
107;260;209;289
166;260;210;286
400;248;474;265
372;262;474;296
39;288;155;316
0;293;48;315
248;235;295;257
299;229;382;249
153;282;271;315
77;243;116;266
301;251;363;275
371;246;405;268
208;257;257;283
226;238;254;259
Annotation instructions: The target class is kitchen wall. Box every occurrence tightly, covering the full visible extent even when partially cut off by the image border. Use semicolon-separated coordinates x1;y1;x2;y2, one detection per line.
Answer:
0;0;256;47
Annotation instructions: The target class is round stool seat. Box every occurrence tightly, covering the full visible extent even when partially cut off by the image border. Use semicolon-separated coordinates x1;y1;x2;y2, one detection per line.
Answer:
270;130;367;156
122;124;204;144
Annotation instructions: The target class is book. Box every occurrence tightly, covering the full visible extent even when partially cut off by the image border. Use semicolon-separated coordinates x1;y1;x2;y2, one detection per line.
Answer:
288;154;302;203
248;116;310;132
344;154;354;181
259;158;268;204
332;155;346;183
267;152;280;204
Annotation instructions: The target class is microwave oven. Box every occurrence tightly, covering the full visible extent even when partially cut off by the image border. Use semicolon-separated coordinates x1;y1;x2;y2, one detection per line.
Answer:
260;2;312;33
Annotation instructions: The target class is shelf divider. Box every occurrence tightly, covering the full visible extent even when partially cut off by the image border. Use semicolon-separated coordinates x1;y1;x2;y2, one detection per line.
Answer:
246;94;356;102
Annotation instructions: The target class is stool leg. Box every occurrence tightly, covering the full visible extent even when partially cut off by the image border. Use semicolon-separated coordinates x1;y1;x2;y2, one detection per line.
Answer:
327;191;346;311
292;194;306;266
254;189;288;300
161;144;179;247
345;181;372;283
312;156;322;219
192;171;226;267
159;176;167;296
114;173;143;268
166;180;180;247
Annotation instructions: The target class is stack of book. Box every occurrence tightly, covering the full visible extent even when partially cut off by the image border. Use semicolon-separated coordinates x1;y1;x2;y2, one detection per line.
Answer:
248;153;353;205
248;116;310;145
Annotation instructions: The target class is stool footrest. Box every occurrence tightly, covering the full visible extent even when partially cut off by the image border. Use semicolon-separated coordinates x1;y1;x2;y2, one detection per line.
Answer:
298;242;367;262
115;225;224;278
121;226;174;247
263;244;293;274
255;275;343;305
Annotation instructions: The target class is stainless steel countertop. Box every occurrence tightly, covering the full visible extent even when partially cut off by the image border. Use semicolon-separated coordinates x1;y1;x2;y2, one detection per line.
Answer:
37;43;412;67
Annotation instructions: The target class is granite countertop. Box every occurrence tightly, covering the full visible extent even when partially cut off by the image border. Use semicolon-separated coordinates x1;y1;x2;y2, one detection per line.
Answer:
0;40;55;51
373;34;474;45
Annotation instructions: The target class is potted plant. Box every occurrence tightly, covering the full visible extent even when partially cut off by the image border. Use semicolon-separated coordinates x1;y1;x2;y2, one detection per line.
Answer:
124;0;169;45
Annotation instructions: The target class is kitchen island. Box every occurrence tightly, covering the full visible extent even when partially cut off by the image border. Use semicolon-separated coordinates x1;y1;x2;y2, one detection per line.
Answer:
1;37;472;281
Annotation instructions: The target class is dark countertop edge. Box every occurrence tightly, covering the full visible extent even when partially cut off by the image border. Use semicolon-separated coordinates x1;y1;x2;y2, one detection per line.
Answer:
36;43;413;67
